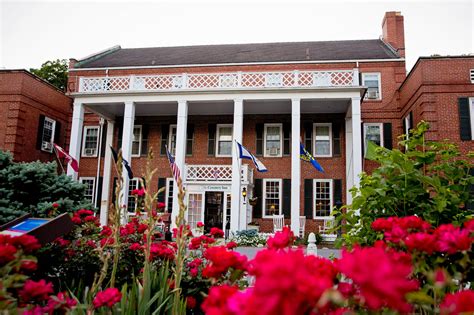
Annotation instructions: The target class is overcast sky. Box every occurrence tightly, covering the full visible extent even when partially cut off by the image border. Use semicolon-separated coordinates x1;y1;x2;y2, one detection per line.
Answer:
1;0;473;72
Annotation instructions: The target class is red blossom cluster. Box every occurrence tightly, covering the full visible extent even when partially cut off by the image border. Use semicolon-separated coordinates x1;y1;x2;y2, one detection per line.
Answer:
71;209;99;226
0;234;40;265
92;288;122;309
266;226;295;250
173;225;193;238
209;227;224;238
150;241;176;261
187;257;203;277
189;235;216;250
202;246;247;279
440;290;474;315
131;187;146;197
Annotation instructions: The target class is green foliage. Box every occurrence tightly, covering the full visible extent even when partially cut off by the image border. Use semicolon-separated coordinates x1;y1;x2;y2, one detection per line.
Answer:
30;59;68;91
232;230;267;247
0;150;92;224
335;121;474;247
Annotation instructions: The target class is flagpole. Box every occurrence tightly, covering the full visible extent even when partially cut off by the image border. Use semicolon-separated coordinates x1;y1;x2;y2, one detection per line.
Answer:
53;145;66;174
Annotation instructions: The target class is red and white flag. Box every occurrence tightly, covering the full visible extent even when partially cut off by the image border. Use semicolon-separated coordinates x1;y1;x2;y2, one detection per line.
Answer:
53;143;79;172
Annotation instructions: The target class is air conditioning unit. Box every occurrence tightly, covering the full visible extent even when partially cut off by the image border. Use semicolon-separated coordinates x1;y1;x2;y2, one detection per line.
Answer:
269;147;279;156
366;90;379;99
84;148;96;156
41;141;52;152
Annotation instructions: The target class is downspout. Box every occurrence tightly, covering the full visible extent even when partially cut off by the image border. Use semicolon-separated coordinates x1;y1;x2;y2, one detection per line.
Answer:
95;117;105;208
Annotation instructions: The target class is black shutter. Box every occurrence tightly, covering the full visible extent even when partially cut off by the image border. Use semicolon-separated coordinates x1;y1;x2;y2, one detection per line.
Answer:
409;111;414;130
458;98;472;141
304;122;312;153
253;179;263;218
255;123;264;156
402;117;407;141
186;124;194;156
383;123;393;149
54;120;61;144
111;177;118;204
208;124;216;156
467;169;474;210
117;123;123;149
304;179;313;219
283;123;291;156
160;124;169;155
95;177;103;208
333;179;342;206
333;122;341;156
141;124;149;156
157;178;166;203
100;123;107;157
361;122;365;159
282;179;291;218
36;115;46;150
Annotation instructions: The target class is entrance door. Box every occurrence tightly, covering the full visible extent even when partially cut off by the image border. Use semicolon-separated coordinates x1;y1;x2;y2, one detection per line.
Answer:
204;191;224;233
187;193;204;231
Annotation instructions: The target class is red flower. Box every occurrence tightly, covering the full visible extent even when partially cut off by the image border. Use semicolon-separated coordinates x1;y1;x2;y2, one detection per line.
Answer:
371;217;395;231
397;215;431;231
267;227;295;250
173;225;193;238
100;237;115;247
440;290;474;315
76;209;94;217
202;246;247;279
22;306;44;315
187;258;203;277
150;242;175;261
19;279;54;303
201;285;239;315
45;292;77;313
131;188;146;196
157;202;166;209
384;225;408;244
0;244;17;265
55;237;70;247
435;224;472;254
71;216;82;225
20;259;38;272
84;215;98;223
92;288;122;309
86;240;96;248
337;282;356;298
463;219;474;233
226;241;238;250
404;232;437;254
337;246;418;313
9;235;41;253
52;202;59;208
210;227;224;238
189;237;203;250
137;223;148;234
129;243;142;251
197;222;204;228
186;296;197;309
101;226;113;236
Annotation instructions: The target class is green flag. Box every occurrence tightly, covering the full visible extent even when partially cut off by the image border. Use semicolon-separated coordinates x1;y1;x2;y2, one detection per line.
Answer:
365;140;379;161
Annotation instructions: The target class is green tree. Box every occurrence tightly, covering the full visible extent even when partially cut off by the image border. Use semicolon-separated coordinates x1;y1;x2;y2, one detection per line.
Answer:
0;151;92;225
335;121;474;247
30;59;68;91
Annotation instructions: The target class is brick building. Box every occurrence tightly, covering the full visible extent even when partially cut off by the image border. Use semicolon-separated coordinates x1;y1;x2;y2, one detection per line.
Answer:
0;70;71;163
64;11;472;235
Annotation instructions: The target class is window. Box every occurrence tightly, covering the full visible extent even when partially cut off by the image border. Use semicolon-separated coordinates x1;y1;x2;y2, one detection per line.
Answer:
470;69;474;83
264;124;282;157
364;123;383;150
41;117;56;152
314;179;333;218
263;179;282;218
131;125;142;157
216;124;233;157
188;193;203;229
362;73;382;100
80;177;95;204
127;178;140;212
314;123;332;157
166;178;174;213
168;125;177;156
265;73;283;87
470;98;474;140
82;126;99;157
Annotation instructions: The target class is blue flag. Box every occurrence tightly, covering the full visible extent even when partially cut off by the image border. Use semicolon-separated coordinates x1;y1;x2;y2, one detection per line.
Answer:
110;146;134;179
235;141;268;172
300;143;324;173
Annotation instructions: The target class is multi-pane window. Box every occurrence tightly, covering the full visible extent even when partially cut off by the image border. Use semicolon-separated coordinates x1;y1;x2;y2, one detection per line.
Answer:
470;98;474;140
166;178;174;213
364;123;383;150
82;126;99;157
127;178;139;212
225;193;231;229
314;179;332;218
131;125;142;156
314;123;332;157
80;177;95;204
169;125;177;156
264;124;282;157
41;117;56;152
216;125;233;157
263;179;282;217
362;73;382;100
188;193;203;229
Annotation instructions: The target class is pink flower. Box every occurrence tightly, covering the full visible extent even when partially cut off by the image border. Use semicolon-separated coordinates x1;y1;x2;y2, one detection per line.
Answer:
19;279;54;303
435;224;472;254
202;246;247;279
92;288;122;309
404;232;437;254
201;285;239;315
440;290;474;315
267;227;295;250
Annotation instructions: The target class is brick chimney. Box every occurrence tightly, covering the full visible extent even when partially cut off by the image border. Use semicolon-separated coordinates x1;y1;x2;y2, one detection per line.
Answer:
68;58;78;69
382;11;405;58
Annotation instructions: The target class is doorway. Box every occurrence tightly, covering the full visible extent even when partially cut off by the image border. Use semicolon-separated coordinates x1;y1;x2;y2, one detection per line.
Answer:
204;191;224;233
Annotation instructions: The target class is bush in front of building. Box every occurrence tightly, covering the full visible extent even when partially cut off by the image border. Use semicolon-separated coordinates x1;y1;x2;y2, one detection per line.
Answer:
0;150;92;225
231;229;267;247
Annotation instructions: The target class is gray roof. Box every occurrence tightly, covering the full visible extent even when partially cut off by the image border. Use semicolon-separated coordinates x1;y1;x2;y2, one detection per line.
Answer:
74;39;400;69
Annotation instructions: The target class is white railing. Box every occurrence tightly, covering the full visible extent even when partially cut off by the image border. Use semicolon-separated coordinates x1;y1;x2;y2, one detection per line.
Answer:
185;164;252;184
78;69;358;93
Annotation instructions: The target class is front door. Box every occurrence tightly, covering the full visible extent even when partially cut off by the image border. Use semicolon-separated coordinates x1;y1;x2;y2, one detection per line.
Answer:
204;191;224;233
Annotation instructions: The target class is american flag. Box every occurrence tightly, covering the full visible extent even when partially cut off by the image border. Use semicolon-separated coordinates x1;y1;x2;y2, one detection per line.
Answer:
165;145;181;182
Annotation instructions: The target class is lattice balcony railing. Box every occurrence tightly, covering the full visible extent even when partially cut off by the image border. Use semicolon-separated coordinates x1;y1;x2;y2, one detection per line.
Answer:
185;164;252;184
78;69;358;93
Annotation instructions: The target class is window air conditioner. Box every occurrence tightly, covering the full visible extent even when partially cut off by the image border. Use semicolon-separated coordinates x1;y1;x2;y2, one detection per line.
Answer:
85;148;96;156
42;141;52;151
366;90;379;99
269;147;279;156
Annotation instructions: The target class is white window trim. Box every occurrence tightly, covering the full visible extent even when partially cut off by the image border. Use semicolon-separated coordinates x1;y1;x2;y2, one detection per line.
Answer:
40;117;56;153
165;178;174;212
363;123;384;152
362;72;382;100
313;179;333;219
131;125;142;157
262;178;283;218
215;124;233;157
313;123;332;157
470;98;474;140
263;123;283;157
81;126;99;157
127;178;140;213
404;114;411;139
168;124;177;155
470;69;474;84
79;177;96;203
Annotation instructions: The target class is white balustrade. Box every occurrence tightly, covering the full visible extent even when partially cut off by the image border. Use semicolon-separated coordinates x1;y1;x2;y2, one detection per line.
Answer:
77;70;355;93
185;164;252;184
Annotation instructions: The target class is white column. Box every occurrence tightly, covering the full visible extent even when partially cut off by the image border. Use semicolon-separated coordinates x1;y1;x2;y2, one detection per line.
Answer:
345;115;354;205
290;98;301;234
67;101;84;179
121;101;135;223
231;99;244;232
171;100;188;228
99;120;115;226
351;97;362;189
